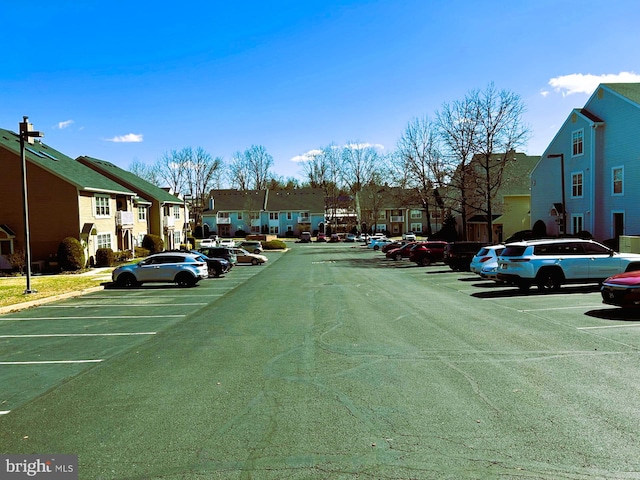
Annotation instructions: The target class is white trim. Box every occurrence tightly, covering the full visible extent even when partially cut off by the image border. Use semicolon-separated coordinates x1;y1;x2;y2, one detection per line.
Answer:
612;165;624;196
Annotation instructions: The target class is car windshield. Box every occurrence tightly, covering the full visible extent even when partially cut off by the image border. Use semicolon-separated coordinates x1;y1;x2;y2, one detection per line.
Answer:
501;246;528;257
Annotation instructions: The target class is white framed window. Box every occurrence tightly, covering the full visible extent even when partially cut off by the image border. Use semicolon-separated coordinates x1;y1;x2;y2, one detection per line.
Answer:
173;205;180;219
138;207;147;222
612;166;624;195
173;231;182;245
237;212;243;220
287;212;292;220
269;226;279;234
251;225;260;233
571;172;583;198
410;210;422;219
96;233;112;249
410;223;423;233
287;225;293;232
269;212;279;220
94;195;111;218
571;214;584;234
377;211;386;220
572;129;584;157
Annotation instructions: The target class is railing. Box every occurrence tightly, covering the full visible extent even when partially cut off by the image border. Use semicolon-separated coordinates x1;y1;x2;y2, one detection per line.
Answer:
390;216;404;223
116;210;134;227
163;216;175;229
217;217;231;224
297;216;310;223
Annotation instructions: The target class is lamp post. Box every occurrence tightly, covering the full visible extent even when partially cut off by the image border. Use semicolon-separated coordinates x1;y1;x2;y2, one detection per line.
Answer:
19;116;44;294
183;193;192;246
547;153;566;236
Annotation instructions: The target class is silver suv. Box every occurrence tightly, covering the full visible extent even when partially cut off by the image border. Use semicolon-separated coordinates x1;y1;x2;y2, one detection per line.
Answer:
497;238;640;292
112;252;208;287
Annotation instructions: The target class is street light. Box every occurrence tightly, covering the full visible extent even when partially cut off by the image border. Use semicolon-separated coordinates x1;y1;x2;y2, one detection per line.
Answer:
547;153;566;236
183;193;192;246
19;116;44;294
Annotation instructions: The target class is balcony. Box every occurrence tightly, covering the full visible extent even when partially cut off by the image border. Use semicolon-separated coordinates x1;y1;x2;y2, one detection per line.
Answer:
297;216;311;224
116;210;134;227
163;216;175;229
217;217;231;224
390;216;405;223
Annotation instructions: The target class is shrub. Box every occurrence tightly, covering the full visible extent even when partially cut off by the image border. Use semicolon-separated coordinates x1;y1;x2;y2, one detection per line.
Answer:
95;248;115;267
142;234;164;254
135;246;150;258
6;250;25;273
235;229;246;238
263;239;286;250
115;250;133;262
57;237;86;271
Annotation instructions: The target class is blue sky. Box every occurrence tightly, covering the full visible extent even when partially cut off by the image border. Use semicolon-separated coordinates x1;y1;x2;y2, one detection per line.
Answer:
3;0;639;181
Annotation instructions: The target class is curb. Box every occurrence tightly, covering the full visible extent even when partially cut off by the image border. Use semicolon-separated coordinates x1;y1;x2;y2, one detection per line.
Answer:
0;285;105;315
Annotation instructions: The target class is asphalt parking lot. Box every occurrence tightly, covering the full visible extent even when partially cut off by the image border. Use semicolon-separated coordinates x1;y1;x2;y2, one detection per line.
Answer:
2;243;640;479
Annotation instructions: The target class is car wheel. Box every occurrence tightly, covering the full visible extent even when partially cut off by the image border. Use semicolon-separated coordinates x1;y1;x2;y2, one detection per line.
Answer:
117;273;138;288
254;249;260;254
394;253;402;261
421;257;432;266
176;272;196;287
536;270;562;292
251;258;258;265
373;245;380;251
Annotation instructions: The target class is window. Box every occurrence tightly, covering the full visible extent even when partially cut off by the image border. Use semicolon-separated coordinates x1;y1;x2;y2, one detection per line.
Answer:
613;166;624;195
572;214;584;235
173;231;182;245
571;172;583;198
269;212;279;220
378;211;386;220
269;226;279;234
138;207;146;222
237;212;243;220
96;233;112;249
287;212;292;220
173;205;180;219
95;195;111;217
410;210;422;219
410;223;423;233
572;129;584;157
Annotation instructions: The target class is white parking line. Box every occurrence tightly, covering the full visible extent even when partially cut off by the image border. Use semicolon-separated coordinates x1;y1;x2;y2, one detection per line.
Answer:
0;332;156;338
0;360;103;365
41;304;207;308
519;305;603;312
578;324;640;330
0;315;185;321
0;411;10;415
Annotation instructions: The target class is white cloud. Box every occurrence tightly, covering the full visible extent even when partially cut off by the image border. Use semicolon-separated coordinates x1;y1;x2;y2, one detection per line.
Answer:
105;133;144;143
55;120;74;129
290;149;323;163
344;142;385;151
548;71;640;97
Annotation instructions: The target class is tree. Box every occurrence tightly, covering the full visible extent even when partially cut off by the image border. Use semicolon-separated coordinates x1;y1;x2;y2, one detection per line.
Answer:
155;149;188;194
228;145;274;190
393;116;448;237
128;158;160;186
340;143;383;227
182;147;223;228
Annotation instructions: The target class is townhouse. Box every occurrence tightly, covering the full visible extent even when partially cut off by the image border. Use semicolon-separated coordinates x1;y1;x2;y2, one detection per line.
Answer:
531;83;640;242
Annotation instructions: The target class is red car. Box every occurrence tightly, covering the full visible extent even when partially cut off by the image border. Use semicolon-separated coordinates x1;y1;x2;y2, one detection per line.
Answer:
601;270;640;308
381;241;406;253
409;241;448;266
386;242;418;260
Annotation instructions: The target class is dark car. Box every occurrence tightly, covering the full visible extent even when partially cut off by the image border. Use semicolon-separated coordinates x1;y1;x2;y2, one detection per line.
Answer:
193;250;232;277
385;242;418;260
409;241;448;266
381;241;406;253
601;270;640;308
198;246;237;265
443;242;486;271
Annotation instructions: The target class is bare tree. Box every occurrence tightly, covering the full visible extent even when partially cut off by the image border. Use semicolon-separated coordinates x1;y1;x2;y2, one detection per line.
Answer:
228;145;274;190
436;95;480;240
340;142;383;227
394;116;448;237
471;84;530;242
155;149;188;194
182;147;223;227
128;158;160;186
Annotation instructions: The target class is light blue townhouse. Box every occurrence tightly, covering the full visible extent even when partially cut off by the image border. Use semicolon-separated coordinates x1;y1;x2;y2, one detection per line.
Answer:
531;83;640;242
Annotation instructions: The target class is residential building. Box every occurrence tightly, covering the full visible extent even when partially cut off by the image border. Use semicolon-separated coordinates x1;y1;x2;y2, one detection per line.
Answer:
530;83;640;241
202;188;325;237
0;128;136;269
77;156;188;250
359;186;433;236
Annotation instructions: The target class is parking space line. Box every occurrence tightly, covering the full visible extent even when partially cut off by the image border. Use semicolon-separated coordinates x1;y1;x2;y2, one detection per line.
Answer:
0;411;10;415
0;315;185;321
0;332;156;338
578;324;640;330
0;360;103;365
41;304;208;308
518;305;603;312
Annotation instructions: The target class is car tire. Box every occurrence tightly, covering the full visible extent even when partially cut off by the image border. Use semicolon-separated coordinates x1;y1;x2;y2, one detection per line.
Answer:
251;258;258;265
421;257;432;266
394;253;402;261
536;269;562;292
117;273;138;288
373;245;380;251
176;272;197;287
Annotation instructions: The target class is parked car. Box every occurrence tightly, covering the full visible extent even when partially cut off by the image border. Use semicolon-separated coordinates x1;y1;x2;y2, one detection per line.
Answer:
219;239;236;247
112;252;208;287
386;242;418;260
231;247;268;265
300;231;312;243
345;233;356;242
381;240;406;253
329;233;341;243
402;232;417;241
470;245;505;275
601;270;640;308
368;237;392;251
316;233;327;242
199;236;219;247
480;262;501;281
237;240;263;254
198;246;237;265
444;242;486;271
409;241;448;266
192;250;232;277
497;238;640;292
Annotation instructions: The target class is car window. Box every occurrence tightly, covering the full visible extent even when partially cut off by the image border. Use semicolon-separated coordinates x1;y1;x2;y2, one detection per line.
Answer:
583;242;612;255
501;246;527;257
477;248;489;256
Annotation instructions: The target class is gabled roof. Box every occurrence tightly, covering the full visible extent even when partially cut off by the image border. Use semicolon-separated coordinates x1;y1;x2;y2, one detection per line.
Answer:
208;189;267;213
0;128;134;195
77;156;183;205
603;83;640;106
266;188;324;212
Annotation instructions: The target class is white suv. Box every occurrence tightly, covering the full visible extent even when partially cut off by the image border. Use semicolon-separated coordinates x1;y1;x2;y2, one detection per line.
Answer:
112;252;208;287
497;238;640;292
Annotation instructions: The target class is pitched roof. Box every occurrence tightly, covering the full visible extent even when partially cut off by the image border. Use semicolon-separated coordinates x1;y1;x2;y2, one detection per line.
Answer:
266;188;324;212
603;83;640;106
208;190;267;213
0;128;134;195
77;156;183;204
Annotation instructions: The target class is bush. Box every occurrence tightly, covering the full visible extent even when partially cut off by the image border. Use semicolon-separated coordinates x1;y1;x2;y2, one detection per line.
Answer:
235;229;246;238
142;234;164;254
6;250;25;273
115;250;133;262
57;237;86;271
95;248;115;267
263;239;286;250
135;246;150;258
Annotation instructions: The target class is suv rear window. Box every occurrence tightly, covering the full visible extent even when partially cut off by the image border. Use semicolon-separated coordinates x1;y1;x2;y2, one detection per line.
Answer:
501;246;527;257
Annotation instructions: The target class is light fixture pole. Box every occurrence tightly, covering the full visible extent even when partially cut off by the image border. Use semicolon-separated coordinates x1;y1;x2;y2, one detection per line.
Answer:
547;153;566;236
19;116;44;294
183;193;192;246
